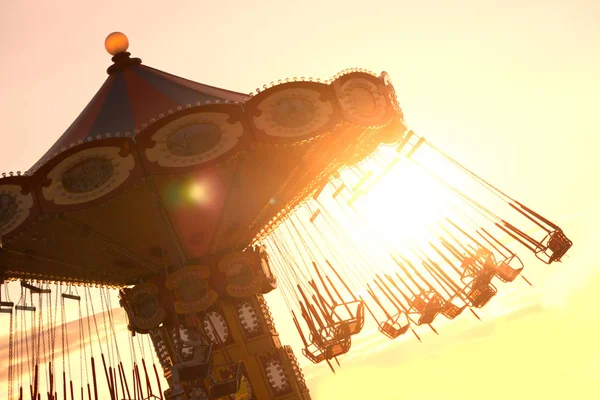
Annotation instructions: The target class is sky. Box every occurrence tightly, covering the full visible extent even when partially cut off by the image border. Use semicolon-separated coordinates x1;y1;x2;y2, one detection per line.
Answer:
1;0;599;399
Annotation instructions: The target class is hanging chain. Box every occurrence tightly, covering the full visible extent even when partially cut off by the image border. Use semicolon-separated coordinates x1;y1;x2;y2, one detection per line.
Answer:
77;286;89;389
8;305;14;400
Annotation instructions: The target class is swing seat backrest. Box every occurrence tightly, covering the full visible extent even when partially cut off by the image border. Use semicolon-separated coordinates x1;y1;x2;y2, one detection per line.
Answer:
467;285;496;308
172;342;213;383
475;247;492;259
495;262;523;283
330;300;365;335
417;294;442;325
461;257;478;273
417;309;439;325
482;255;497;272
323;336;351;359
209;363;242;398
411;296;428;313
545;230;573;263
473;270;495;289
442;302;467;320
0;301;13;314
177;361;211;382
379;320;410;339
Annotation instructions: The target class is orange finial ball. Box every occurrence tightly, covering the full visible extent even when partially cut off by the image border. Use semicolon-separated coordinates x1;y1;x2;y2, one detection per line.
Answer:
104;32;129;56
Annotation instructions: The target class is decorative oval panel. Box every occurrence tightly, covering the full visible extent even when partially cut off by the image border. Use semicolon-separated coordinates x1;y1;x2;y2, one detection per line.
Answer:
145;111;244;169
166;265;218;314
218;251;263;298
203;310;229;344
41;146;136;206
119;282;165;334
265;359;291;394
236;301;262;337
0;183;35;236
250;83;337;142
334;73;393;127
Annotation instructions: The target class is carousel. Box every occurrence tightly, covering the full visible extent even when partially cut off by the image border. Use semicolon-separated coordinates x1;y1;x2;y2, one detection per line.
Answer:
0;32;572;400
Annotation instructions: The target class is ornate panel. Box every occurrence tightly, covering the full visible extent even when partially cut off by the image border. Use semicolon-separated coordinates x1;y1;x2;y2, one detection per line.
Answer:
166;265;219;314
218;251;263;298
247;82;340;143
215;247;278;298
333;72;393;127
0;179;36;237
119;283;165;334
139;105;249;172
258;351;293;397
236;300;263;338
203;310;230;344
38;140;138;207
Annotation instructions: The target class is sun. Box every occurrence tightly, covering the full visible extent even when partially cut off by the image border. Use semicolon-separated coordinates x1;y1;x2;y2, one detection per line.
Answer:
352;152;456;252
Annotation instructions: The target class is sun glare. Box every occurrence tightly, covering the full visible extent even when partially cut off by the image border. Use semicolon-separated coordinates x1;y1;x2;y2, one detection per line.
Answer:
352;151;458;252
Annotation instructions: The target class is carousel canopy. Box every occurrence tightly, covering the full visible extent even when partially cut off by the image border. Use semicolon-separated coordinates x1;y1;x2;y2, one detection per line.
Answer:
0;32;403;286
32;32;248;173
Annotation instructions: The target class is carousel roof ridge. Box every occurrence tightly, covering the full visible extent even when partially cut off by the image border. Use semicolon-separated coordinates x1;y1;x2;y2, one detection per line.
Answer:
29;32;248;172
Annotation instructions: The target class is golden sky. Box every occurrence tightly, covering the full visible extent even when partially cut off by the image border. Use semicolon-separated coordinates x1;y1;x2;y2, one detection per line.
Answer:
1;0;599;399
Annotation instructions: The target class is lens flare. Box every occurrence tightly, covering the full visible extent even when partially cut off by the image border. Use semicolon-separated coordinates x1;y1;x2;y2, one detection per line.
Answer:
188;182;207;203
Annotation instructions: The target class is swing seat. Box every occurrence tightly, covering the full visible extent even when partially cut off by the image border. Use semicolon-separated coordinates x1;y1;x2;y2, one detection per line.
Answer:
543;230;573;263
209;362;242;398
418;308;441;325
475;247;493;259
0;301;13;314
411;296;428;313
410;290;438;313
482;255;497;272
305;333;351;362
495;262;523;283
466;285;496;308
472;270;495;289
177;360;211;382
330;300;365;336
416;294;443;325
460;257;479;274
172;343;213;382
441;302;467;320
305;323;352;362
379;320;410;339
324;338;352;359
319;323;352;358
302;346;326;364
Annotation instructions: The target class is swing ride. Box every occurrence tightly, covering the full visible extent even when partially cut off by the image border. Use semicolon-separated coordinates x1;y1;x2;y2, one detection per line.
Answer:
0;31;573;399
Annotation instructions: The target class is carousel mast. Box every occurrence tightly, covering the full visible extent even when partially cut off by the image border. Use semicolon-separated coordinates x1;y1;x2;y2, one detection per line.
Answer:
96;33;313;400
